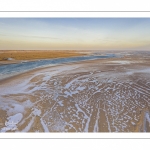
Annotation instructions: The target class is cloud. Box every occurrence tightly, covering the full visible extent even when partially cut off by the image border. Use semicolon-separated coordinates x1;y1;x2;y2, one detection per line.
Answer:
0;33;61;40
21;35;60;40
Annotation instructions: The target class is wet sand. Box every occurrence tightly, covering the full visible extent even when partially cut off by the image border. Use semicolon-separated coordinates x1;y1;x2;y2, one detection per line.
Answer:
0;52;150;132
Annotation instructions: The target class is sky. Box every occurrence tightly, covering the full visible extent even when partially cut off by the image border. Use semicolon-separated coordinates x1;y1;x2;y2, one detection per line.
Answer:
0;18;150;51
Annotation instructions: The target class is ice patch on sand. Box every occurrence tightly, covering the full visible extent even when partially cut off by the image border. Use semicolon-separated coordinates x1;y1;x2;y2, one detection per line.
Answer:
109;61;131;64
32;108;41;117
6;103;25;116
1;113;23;132
126;68;150;75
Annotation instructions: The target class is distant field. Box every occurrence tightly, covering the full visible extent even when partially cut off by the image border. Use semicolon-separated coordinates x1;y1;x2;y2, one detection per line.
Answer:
0;50;86;61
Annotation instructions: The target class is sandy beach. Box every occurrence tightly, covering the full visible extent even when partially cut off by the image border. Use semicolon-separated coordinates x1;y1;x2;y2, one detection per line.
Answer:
0;51;150;132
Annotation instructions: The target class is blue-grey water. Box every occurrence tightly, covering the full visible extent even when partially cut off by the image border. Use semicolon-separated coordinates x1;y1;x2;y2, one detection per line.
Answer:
0;54;117;80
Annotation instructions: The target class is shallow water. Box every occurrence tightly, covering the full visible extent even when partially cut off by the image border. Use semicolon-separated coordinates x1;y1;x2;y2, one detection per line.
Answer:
0;54;117;80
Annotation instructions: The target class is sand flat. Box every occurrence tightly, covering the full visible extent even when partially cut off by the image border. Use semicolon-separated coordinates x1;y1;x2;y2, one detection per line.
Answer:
0;52;150;132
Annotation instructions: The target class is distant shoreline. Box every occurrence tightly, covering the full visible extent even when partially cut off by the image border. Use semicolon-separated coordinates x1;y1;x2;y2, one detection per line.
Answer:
0;56;82;66
0;50;90;66
0;50;88;63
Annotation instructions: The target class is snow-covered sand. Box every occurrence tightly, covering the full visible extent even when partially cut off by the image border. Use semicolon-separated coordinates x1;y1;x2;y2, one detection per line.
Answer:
0;53;150;132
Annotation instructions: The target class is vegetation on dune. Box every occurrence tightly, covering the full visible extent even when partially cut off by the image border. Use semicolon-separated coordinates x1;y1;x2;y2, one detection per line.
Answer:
0;50;86;61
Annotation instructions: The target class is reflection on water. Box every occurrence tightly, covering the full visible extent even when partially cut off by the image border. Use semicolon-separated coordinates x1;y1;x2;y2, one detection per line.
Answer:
0;54;117;80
